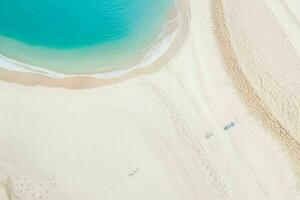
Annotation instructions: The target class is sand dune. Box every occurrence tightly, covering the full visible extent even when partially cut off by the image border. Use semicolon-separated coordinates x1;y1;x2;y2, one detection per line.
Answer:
0;0;300;199
216;0;300;162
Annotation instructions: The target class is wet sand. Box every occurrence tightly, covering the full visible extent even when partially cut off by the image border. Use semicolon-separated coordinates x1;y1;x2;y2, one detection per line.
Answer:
0;0;189;89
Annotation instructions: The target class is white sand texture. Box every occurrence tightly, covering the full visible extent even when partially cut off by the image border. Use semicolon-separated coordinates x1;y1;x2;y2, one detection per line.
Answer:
1;0;300;199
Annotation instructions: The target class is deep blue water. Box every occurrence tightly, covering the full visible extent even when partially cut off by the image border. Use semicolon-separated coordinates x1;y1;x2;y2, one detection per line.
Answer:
0;0;174;73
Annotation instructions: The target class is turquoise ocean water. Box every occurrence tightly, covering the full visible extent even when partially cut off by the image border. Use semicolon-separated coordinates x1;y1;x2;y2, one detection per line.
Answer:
0;0;174;74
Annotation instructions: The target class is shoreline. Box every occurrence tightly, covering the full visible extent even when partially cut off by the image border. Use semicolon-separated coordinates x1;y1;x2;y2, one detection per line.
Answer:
1;0;300;198
0;0;190;89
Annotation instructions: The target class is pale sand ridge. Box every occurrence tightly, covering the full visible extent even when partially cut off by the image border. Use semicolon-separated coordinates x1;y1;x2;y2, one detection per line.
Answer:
212;0;300;175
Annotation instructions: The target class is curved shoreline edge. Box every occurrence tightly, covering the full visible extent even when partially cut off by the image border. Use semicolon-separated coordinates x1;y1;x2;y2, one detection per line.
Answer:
212;0;300;175
0;0;190;89
1;0;300;198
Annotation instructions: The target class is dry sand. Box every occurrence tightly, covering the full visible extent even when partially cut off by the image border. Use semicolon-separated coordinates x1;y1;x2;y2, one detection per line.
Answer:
0;0;300;199
213;0;300;171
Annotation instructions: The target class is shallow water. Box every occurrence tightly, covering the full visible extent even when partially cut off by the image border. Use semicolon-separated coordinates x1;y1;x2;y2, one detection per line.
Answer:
0;0;175;73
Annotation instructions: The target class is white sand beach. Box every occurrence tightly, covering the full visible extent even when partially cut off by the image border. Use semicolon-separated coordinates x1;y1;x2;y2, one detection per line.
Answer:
1;0;300;199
